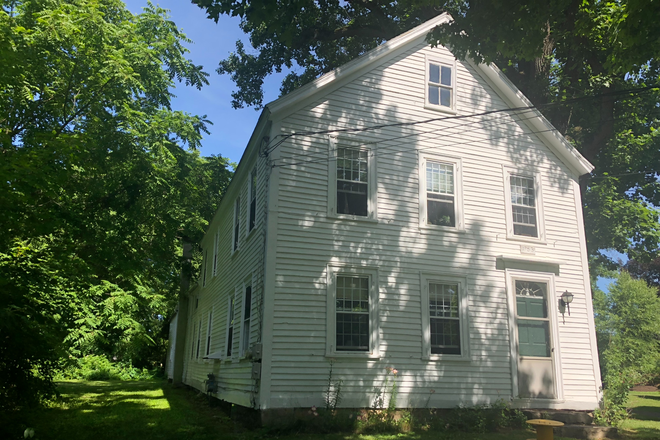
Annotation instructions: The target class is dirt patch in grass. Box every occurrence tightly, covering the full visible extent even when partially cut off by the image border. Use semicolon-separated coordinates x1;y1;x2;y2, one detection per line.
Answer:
631;386;658;392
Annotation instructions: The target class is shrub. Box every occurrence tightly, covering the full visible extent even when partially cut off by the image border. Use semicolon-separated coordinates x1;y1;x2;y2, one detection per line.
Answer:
55;355;157;381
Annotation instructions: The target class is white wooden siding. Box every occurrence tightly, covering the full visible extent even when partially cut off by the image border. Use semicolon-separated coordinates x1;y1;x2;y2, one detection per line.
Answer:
181;148;269;407
263;41;599;410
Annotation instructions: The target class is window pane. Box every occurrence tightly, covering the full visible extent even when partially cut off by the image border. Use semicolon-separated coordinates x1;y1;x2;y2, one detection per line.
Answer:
336;313;369;351
510;176;536;207
441;66;452;86
426;162;454;194
440;88;451;107
517;319;551;357
429;85;439;105
430;318;461;355
337;276;369;312
427;197;455;226
429;283;459;318
337;182;367;216
429;63;440;84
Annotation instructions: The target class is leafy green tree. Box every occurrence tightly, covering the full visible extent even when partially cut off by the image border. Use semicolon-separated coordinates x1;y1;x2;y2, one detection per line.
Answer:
0;0;231;421
195;0;660;267
594;271;660;424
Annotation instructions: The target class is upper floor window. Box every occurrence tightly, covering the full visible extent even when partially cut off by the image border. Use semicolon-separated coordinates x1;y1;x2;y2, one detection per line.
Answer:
233;196;240;252
419;154;463;230
328;137;377;221
510;176;538;237
248;167;257;232
503;168;545;242
202;249;208;287
212;231;219;277
425;56;456;111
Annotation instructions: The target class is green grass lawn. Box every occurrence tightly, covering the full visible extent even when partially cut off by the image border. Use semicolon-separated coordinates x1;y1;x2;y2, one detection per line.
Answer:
618;391;660;440
21;380;648;440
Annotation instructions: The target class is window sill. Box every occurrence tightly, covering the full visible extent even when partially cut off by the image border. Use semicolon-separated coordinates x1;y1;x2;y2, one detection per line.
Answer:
518;355;553;361
419;224;466;234
325;351;381;360
230;248;240;259
328;213;378;223
424;103;457;115
423;355;471;362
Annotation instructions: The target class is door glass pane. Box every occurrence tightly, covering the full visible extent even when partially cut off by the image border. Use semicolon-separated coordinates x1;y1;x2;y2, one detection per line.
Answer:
518;319;551;357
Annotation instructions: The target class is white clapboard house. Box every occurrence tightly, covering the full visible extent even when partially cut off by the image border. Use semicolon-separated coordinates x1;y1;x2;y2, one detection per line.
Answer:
169;13;601;412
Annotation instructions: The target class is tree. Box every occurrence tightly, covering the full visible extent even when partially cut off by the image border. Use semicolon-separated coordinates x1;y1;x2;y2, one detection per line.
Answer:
593;271;660;424
625;257;660;294
0;0;231;421
195;0;660;267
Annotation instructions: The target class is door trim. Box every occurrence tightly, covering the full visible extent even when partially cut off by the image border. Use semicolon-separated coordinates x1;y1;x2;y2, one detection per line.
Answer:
505;269;564;401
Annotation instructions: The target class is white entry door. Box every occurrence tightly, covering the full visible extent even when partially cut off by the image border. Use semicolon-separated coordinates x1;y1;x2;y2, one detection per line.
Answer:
514;280;556;399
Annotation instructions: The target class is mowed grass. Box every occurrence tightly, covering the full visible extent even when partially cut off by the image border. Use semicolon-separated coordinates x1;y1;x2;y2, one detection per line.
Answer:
23;380;584;440
619;391;660;440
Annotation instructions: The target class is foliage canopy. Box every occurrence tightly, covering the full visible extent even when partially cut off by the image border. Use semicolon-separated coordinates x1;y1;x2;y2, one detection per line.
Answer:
0;0;231;418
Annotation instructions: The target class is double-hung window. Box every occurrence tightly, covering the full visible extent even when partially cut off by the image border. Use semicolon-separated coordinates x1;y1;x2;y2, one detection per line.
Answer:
328;137;377;220
419;154;463;229
205;310;213;357
425;56;456;111
240;285;252;357
248;167;257;232
326;265;379;357
421;274;469;360
225;296;235;358
233;197;240;252
503;168;545;241
195;317;202;359
212;232;219;277
202;250;208;287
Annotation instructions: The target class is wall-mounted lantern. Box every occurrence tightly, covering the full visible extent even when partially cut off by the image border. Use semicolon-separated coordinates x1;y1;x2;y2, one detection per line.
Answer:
559;290;574;323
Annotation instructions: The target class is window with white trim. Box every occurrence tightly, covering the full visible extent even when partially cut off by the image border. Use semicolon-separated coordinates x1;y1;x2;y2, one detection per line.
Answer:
248;167;257;232
225;295;235;357
421;274;469;360
195;317;202;359
212;232;219;276
205;310;213;357
503;168;545;241
425;56;456;111
240;284;252;357
419;154;463;229
232;197;240;252
328;137;377;220
326;265;379;357
202;250;208;287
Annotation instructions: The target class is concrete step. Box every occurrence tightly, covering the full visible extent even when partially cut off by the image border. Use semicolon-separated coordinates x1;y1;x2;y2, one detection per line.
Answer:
556;424;618;440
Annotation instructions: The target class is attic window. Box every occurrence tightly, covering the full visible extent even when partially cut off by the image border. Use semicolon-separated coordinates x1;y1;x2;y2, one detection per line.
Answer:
425;57;456;111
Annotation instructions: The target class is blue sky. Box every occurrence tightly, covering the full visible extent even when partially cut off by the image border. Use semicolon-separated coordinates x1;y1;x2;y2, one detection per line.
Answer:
123;0;287;164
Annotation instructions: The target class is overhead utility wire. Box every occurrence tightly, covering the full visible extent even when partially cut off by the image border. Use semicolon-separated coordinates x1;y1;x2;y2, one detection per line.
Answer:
271;107;542;165
272;112;649;170
261;84;659;156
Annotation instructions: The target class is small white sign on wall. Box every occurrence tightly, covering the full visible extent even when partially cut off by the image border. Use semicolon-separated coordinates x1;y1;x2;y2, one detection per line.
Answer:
520;245;536;255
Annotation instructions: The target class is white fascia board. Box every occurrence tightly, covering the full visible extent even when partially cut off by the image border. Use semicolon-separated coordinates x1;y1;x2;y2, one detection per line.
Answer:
266;13;453;118
471;61;594;176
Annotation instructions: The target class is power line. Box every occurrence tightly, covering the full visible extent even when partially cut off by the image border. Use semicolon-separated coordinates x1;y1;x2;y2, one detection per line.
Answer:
261;84;659;157
271;112;652;170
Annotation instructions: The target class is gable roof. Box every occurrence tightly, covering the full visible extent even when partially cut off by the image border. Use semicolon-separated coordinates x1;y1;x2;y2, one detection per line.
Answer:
264;13;594;176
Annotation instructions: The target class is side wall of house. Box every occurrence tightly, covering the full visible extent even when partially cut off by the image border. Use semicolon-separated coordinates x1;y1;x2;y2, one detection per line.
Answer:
261;40;600;410
181;148;268;407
